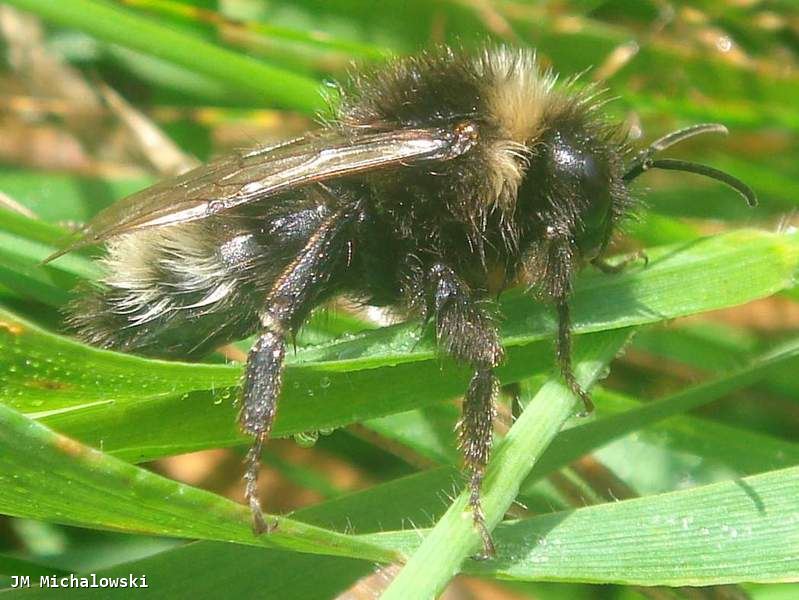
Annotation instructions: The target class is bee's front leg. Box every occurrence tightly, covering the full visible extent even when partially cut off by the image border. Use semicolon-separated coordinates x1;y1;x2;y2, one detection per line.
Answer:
546;240;593;415
429;263;504;558
555;299;594;415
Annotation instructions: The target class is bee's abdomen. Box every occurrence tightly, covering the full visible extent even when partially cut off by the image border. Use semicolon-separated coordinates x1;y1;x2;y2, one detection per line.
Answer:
68;220;265;358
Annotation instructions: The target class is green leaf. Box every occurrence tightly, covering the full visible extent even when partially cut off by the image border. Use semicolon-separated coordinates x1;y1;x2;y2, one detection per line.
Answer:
0;304;560;461
1;391;796;589
125;0;390;61
526;336;799;483
296;229;799;365
2;545;372;599
0;211;100;307
362;336;799;486
0;170;150;224
592;387;799;478
382;329;633;599
1;230;796;463
0;465;469;597
370;466;799;585
5;0;325;112
0;468;467;598
0;401;398;564
0;555;69;578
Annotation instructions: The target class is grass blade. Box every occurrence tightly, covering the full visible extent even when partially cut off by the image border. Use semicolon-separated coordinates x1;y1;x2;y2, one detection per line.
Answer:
4;0;324;112
527;336;799;483
368;466;799;586
0;402;398;564
1;230;797;461
381;328;633;599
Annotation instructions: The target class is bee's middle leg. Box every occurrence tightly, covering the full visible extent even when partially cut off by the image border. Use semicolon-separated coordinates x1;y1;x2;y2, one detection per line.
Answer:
429;263;504;558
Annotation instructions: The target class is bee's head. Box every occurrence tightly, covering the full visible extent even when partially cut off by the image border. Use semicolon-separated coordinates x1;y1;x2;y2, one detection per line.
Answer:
518;120;628;261
512;118;757;296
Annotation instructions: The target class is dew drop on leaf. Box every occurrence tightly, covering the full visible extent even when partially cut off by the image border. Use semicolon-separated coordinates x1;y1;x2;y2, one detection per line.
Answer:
294;431;319;447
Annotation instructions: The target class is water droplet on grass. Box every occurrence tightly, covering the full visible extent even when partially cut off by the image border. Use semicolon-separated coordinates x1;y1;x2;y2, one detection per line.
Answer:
293;431;319;447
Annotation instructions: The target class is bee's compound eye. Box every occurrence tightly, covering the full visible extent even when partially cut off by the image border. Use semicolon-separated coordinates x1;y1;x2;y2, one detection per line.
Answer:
549;131;602;188
545;129;617;258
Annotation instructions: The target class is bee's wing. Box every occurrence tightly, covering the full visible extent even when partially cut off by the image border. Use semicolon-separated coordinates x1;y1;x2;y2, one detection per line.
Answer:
46;125;474;261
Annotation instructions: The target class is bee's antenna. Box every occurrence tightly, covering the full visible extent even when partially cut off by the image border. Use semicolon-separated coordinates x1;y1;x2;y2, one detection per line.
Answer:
623;123;758;207
645;123;729;154
640;158;757;207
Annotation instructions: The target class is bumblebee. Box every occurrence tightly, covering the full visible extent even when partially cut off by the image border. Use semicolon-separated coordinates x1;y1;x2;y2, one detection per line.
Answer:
49;46;755;556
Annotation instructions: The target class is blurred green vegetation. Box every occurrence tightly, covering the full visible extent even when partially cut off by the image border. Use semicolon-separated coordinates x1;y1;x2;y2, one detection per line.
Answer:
0;1;797;598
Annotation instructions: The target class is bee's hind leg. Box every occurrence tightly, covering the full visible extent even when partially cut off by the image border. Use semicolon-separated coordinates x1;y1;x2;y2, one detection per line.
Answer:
429;263;504;558
238;204;358;534
240;329;286;533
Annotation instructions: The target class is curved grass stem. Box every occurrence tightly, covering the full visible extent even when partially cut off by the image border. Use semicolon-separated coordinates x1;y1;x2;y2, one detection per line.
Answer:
382;328;634;599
